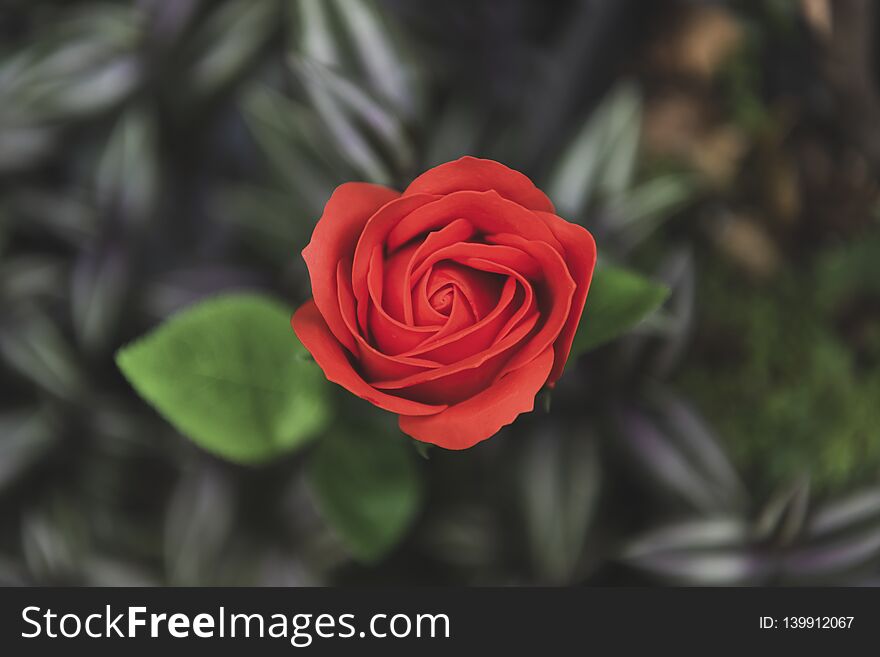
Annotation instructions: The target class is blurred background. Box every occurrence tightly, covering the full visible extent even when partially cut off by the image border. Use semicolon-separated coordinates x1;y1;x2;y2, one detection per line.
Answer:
2;0;880;586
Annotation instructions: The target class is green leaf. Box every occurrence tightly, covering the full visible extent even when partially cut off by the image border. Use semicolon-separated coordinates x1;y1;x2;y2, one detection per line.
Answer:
610;174;698;229
330;0;422;119
116;293;328;464
185;0;278;98
295;0;342;68
571;265;670;355
308;430;423;562
289;57;413;184
520;426;600;583
545;82;642;217
294;0;422;119
95;107;158;223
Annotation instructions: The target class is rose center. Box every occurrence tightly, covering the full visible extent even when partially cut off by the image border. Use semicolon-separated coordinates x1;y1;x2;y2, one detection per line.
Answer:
429;284;455;315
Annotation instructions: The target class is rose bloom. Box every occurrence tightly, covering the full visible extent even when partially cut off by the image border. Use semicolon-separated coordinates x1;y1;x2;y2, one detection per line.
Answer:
292;157;596;449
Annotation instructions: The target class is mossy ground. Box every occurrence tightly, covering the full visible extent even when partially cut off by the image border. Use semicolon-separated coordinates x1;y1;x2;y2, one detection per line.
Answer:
679;233;880;493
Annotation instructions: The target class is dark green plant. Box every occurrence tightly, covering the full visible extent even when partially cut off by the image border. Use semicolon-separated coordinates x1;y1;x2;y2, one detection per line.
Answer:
2;0;877;588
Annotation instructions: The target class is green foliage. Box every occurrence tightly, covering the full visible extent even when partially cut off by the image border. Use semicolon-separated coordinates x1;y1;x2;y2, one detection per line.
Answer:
116;293;329;464
6;0;878;588
520;426;600;583
307;428;423;562
679;238;880;491
293;0;423;120
571;265;670;355
546;83;642;218
603;173;699;247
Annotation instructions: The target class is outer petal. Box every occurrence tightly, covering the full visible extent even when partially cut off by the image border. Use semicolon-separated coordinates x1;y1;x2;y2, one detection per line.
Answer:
301;182;400;354
399;347;554;449
292;300;446;416
386;190;561;252
404;156;555;213
534;211;598;383
370;309;538;391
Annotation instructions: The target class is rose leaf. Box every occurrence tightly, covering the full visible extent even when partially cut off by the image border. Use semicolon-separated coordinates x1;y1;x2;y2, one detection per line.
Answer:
307;429;423;562
116;293;329;464
572;265;670;355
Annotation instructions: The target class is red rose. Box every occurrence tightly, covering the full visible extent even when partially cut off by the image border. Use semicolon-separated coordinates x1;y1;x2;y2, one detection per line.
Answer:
292;157;596;449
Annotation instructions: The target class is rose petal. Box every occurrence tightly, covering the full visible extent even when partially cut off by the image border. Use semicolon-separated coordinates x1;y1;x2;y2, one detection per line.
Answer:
413;269;449;326
375;243;414;324
534;211;597;383
404;277;519;364
425;263;503;321
302;182;399;353
431;286;475;341
351;193;440;326
366;250;437;355
337;262;440;381
403;156;555;213
410;241;542;282
371;311;538;391
485;233;576;378
399;346;554;449
403;218;476;323
385;190;562;253
292;301;446;416
454;257;537;343
393;346;514;405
